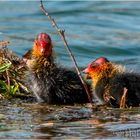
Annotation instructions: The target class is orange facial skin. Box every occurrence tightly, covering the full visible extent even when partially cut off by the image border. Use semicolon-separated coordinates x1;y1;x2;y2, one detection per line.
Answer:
32;33;53;58
84;57;109;75
30;33;55;74
84;57;114;88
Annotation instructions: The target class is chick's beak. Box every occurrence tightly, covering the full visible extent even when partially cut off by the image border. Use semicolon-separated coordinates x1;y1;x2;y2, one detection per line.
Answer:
82;68;91;80
83;67;89;74
37;40;51;55
40;47;45;54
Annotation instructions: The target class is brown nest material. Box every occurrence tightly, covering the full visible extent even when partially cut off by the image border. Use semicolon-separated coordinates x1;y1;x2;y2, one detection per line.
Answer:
0;41;33;100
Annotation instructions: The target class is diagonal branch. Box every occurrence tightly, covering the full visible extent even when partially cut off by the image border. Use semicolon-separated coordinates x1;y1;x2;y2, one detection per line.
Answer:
40;0;93;104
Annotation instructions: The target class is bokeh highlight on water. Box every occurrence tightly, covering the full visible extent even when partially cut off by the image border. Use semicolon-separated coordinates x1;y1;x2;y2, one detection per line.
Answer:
0;1;140;139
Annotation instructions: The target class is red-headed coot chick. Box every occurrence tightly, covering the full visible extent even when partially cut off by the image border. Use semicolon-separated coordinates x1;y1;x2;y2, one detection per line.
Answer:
26;33;89;104
84;57;140;107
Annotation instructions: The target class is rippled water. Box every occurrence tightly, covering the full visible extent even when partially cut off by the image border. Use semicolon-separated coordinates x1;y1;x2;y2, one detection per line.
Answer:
0;1;140;139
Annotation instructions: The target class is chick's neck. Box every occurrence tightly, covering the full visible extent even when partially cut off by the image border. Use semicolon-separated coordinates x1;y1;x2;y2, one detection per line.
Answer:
91;62;124;89
31;55;56;76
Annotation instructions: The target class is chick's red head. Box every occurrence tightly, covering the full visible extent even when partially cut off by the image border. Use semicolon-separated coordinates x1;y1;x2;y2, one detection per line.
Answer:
84;57;109;77
33;33;52;57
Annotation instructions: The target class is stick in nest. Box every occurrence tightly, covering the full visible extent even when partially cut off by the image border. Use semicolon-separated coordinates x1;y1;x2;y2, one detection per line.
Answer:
0;41;10;46
40;0;93;105
120;87;128;109
6;70;11;95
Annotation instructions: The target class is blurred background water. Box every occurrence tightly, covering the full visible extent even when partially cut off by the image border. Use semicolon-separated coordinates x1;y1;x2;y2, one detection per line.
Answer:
1;1;140;70
0;1;140;139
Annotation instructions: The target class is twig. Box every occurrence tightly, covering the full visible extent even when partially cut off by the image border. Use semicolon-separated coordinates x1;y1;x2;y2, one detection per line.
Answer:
40;0;93;104
0;41;10;46
6;70;10;95
120;87;128;109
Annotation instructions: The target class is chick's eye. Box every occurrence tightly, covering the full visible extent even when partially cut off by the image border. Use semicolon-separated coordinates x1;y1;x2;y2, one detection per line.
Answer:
92;65;97;68
91;63;99;69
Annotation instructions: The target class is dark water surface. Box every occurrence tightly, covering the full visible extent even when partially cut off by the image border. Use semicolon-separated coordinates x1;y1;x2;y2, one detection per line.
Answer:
0;1;140;139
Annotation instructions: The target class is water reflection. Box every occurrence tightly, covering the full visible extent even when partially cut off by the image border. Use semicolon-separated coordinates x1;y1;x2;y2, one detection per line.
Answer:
0;99;139;139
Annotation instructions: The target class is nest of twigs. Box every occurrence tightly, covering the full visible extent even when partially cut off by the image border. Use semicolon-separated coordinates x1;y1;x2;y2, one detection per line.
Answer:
0;42;31;99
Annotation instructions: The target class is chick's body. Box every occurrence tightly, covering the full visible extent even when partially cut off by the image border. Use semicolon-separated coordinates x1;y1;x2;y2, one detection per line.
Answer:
84;57;140;107
26;33;89;104
107;72;140;107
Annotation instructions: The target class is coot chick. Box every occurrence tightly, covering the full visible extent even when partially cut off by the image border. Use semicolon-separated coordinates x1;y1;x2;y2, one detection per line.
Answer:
26;33;89;104
84;57;140;107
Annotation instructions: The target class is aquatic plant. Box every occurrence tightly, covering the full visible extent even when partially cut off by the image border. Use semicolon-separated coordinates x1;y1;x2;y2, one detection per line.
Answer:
0;42;28;98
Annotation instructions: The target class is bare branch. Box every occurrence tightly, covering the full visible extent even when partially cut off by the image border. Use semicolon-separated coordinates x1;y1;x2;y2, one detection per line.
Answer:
120;87;128;109
40;0;93;105
0;41;10;46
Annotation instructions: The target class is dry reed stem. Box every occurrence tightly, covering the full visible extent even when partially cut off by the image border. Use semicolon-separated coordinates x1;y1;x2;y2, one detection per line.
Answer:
120;87;128;109
0;41;10;45
6;70;10;95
